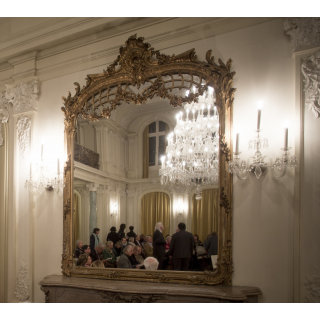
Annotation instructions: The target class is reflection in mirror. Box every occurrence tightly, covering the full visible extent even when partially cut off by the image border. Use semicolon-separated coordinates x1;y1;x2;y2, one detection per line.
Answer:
73;86;219;273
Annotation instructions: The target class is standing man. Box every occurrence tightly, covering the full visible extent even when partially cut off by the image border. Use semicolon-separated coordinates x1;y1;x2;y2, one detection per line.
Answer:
168;222;194;271
205;232;218;269
153;222;166;270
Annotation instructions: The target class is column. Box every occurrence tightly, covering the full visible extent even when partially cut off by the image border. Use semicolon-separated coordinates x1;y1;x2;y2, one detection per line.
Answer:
87;183;99;238
126;189;136;231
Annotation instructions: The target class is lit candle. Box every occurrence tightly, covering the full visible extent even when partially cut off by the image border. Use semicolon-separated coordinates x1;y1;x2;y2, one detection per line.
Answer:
257;101;263;131
161;156;166;168
284;120;289;149
235;133;240;154
57;158;60;175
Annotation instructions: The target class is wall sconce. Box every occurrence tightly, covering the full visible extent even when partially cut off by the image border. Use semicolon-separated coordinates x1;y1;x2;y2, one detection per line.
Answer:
177;195;184;218
25;140;64;196
111;202;118;218
227;102;297;180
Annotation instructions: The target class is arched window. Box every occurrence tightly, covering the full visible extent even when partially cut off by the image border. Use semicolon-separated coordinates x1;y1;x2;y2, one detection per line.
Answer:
143;120;169;178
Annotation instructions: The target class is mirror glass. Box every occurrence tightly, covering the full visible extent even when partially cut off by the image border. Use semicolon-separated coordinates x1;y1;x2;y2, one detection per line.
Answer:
73;86;219;272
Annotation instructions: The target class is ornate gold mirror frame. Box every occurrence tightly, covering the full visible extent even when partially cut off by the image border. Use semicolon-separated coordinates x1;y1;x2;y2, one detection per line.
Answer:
61;35;234;286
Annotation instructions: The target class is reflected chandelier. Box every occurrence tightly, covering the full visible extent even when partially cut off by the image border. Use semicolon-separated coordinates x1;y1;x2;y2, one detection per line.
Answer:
159;87;219;199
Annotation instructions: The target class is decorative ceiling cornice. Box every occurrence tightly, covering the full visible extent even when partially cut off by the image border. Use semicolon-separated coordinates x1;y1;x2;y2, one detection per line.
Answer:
284;18;320;52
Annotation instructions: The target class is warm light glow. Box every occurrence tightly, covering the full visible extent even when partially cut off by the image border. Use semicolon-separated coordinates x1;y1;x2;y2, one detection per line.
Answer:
284;120;290;128
257;100;263;110
235;127;242;134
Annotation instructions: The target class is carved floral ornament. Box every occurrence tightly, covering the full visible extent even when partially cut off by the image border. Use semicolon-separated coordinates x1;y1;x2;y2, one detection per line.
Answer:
61;34;235;286
302;50;320;119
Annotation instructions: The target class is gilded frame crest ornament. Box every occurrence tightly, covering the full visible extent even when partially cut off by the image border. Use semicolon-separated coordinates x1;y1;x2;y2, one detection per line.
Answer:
61;35;235;286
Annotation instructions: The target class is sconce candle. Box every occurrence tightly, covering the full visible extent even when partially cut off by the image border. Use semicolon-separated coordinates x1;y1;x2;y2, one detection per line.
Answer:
284;128;288;149
257;108;262;131
235;133;240;154
41;144;44;160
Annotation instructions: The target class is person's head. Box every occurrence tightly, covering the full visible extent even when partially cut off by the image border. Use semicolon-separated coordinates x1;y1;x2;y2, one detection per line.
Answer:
86;256;92;266
140;234;145;241
194;234;199;241
121;238;127;244
166;236;172;244
155;222;164;232
119;223;126;230
146;236;152;243
123;245;133;256
207;234;211;239
76;239;83;248
135;235;140;241
129;226;134;231
144;257;159;270
178;222;186;230
211;232;217;237
78;254;89;266
110;226;116;232
95;243;105;254
106;241;113;249
115;241;122;248
91;260;105;268
133;245;140;255
93;228;100;235
176;227;180;233
128;237;134;243
82;245;91;254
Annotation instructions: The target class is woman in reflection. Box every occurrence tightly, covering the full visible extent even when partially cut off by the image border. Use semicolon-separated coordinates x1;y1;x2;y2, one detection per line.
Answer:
90;228;100;251
194;234;202;247
103;241;117;267
118;224;126;239
78;254;92;267
134;234;142;247
127;226;136;238
113;240;123;257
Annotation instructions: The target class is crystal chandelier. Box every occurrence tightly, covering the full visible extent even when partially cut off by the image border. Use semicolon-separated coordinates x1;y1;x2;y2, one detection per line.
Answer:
159;87;219;199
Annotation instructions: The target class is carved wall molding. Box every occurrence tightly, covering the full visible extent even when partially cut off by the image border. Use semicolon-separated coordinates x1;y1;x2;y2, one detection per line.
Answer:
16;116;31;159
5;79;39;114
284;18;320;52
302;50;320;119
305;268;320;303
14;259;29;302
0;107;9;147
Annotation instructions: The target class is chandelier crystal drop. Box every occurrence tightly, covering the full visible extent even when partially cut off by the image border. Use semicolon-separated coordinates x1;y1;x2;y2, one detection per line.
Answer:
159;87;219;200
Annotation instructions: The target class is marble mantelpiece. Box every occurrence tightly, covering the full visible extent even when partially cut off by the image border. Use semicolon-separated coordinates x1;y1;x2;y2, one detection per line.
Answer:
39;275;262;303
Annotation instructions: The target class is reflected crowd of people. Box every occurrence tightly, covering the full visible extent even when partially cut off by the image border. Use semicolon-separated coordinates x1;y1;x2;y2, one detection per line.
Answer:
74;223;218;271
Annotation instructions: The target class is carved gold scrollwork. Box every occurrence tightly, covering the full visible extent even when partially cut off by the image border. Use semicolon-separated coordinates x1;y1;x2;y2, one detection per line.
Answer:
62;34;235;286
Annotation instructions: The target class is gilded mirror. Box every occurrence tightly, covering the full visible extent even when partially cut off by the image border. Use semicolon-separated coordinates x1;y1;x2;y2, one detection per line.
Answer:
61;35;234;285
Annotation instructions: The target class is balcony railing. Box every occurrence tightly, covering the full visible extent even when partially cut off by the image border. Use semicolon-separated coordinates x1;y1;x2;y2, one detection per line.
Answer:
74;142;100;170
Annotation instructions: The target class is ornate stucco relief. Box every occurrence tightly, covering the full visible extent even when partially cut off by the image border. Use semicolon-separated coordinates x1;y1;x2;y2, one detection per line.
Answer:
0;107;9;147
284;18;320;52
305;268;320;303
301;50;320;119
5;79;39;114
16;116;31;158
15;260;29;302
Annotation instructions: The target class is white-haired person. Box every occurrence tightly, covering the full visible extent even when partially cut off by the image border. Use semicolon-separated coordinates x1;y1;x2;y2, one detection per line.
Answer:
144;257;159;270
153;222;166;270
118;245;141;269
74;239;83;259
128;237;135;245
90;243;106;263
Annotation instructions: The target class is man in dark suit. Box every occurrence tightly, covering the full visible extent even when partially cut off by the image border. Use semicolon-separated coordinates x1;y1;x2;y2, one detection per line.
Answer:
205;232;218;269
153;222;166;270
168;222;194;271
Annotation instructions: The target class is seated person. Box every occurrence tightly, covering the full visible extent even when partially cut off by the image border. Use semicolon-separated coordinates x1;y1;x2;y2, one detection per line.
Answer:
118;245;141;269
113;240;123;257
194;234;202;246
91;260;105;268
134;235;142;247
103;241;117;267
140;234;146;247
144;257;159;270
90;243;105;263
121;237;127;248
77;254;92;267
165;236;171;252
128;237;135;245
143;235;153;258
74;240;83;259
134;245;144;264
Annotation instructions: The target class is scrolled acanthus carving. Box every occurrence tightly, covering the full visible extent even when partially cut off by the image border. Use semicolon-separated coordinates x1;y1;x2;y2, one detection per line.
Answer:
305;268;320;303
98;291;166;303
0;107;9;147
220;134;231;162
15;259;29;302
284;18;320;52
301;50;320;119
16;116;31;159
